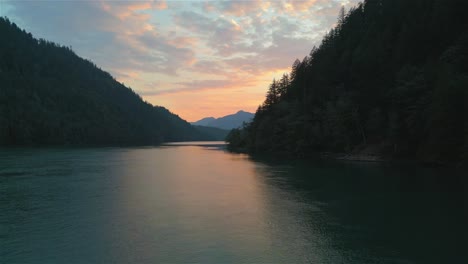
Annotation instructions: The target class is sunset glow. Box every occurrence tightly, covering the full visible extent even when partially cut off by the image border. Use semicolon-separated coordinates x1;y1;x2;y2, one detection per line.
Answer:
1;0;360;121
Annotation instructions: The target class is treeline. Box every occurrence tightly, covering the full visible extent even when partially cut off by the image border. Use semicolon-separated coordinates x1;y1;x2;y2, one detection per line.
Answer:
227;0;468;163
0;17;213;145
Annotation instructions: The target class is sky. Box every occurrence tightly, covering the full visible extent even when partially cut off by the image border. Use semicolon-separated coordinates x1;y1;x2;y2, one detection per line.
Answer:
1;0;360;122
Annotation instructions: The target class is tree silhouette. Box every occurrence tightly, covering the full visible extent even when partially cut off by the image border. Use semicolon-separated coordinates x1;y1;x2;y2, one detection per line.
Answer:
0;17;214;145
227;0;468;163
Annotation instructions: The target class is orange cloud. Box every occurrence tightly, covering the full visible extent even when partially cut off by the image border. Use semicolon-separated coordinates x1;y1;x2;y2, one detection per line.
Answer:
128;2;152;12
113;69;141;85
168;37;198;48
153;0;168;10
218;0;271;17
281;0;319;13
230;19;242;31
100;0;166;20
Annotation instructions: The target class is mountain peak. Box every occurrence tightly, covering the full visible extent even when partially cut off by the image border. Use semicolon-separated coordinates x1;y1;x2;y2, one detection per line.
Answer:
192;110;254;130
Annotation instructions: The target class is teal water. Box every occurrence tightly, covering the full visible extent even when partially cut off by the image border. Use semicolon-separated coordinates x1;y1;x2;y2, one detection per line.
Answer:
1;143;467;263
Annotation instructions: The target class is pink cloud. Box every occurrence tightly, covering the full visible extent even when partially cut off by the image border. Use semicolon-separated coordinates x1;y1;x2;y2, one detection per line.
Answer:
5;0;362;121
216;0;270;17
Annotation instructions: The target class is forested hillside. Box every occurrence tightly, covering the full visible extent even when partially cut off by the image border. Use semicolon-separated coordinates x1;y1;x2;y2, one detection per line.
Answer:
227;0;468;163
0;17;211;145
193;126;230;141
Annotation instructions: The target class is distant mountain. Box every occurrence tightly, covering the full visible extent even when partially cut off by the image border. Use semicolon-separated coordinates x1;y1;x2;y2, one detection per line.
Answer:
193;117;216;127
192;111;254;130
0;18;214;145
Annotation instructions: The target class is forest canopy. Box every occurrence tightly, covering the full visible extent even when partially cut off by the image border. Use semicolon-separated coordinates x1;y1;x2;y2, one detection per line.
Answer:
227;0;468;163
0;17;214;145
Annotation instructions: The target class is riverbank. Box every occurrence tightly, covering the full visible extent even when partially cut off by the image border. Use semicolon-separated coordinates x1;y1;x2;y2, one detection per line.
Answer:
226;143;463;167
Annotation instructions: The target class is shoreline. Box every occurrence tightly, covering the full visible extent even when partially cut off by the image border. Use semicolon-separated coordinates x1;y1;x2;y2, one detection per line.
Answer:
227;146;459;167
334;154;385;162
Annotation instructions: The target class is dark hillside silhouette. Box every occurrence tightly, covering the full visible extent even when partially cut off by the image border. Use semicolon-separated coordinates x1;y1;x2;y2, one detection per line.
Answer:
0;17;212;145
227;0;468;163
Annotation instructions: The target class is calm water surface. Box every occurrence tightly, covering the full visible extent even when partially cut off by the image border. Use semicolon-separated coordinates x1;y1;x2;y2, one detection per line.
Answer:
1;143;467;263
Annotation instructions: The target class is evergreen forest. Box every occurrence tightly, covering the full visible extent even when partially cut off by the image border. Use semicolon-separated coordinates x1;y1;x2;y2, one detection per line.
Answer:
0;17;213;145
227;0;468;163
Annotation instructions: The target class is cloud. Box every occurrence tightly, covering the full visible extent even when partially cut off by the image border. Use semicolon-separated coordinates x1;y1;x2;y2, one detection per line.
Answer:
4;0;362;121
173;11;246;56
190;60;229;75
101;0;167;18
5;0;197;75
203;0;270;17
143;77;259;96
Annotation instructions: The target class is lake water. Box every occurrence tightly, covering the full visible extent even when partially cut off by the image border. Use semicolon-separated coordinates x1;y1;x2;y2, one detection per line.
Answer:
1;142;467;263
